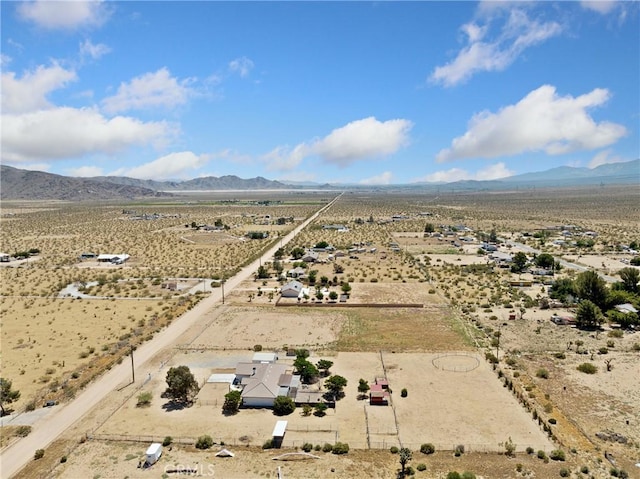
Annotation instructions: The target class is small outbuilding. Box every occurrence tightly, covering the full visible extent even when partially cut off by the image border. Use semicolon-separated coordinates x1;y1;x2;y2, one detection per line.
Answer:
272;420;288;448
145;443;162;465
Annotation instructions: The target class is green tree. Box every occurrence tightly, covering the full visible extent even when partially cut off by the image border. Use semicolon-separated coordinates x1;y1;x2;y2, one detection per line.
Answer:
316;359;334;377
308;270;318;285
290;246;305;260
424;223;435;234
341;283;352;295
549;278;577;303
222;390;242;415
489;228;498;243
618;267;640;294
535;253;555;269
576;270;608;309
294;357;319;383
164;366;199;404
576;300;603;329
274;247;285;260
273;396;296;416
399;447;413;477
324;375;348;399
357;378;370;398
256;265;269;279
329;291;339;301
314;402;328;416
0;378;21;416
511;252;528;273
315;240;329;249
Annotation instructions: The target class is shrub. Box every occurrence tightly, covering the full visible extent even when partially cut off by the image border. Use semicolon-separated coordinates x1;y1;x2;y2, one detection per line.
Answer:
162;436;173;447
273;396;295;416
549;418;557;424
322;443;333;453
25;401;36;412
598;347;608;355
302;443;313;452
454;444;465;455
559;468;569;477
536;368;549;379
526;446;534;454
253;344;263;351
577;362;597;374
262;439;274;449
461;473;476;479
554;352;566;359
608;330;623;338
549;449;565;461
332;442;349;454
195;435;214;450
390;446;399;454
34;449;45;460
405;466;415;476
60;455;67;463
420;443;435;454
136;391;152;407
446;473;461;479
416;463;427;471
400;388;408;398
537;450;547;460
16;425;32;437
580;465;589;474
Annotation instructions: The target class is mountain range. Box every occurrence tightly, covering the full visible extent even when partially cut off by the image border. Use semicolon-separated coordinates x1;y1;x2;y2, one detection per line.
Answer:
0;160;637;201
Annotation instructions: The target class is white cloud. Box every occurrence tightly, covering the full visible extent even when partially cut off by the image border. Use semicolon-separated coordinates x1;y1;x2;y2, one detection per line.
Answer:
313;117;413;166
430;7;562;87
262;117;412;171
436;85;627;162
417;162;514;183
359;171;394;185
80;39;111;60
0;54;11;67
17;0;110;30
228;57;255;78
67;165;104;177
581;1;618;14
2;107;174;163
1;63;77;114
108;151;210;180
588;149;627;168
101;68;194;114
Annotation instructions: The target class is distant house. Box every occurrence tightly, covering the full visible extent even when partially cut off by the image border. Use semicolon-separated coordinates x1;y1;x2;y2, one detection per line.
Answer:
0;253;10;262
322;224;348;232
301;251;319;263
234;362;300;408
97;254;130;264
287;267;306;278
281;280;304;298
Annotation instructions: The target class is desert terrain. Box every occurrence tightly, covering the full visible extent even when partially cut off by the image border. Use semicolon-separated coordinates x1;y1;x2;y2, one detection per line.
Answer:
1;186;639;478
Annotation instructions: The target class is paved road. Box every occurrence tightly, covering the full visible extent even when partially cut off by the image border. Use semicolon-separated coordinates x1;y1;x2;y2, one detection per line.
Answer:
0;193;341;478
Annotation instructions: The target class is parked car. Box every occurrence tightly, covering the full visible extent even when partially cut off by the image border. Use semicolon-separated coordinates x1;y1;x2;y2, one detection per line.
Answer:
44;400;56;407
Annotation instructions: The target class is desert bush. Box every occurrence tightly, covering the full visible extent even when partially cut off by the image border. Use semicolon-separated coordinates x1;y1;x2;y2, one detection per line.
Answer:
420;443;435;454
16;425;32;437
554;352;565;359
262;439;274;449
446;473;461;479
162;436;173;446
608;330;623;338
25;400;36;412
136;391;152;407
60;455;67;463
195;435;213;450
322;443;333;452
577;362;597;374
536;368;549;379
302;443;313;452
454;444;465;456
416;463;427;471
549;418;557;424
332;442;349;454
537;450;547;460
400;388;408;397
549;449;565;461
580;465;589;473
461;473;476;479
526;446;534;454
390;446;399;454
559;468;569;477
34;449;45;460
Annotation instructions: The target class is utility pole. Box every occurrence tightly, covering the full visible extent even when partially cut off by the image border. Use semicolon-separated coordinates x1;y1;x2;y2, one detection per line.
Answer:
221;279;225;305
130;345;135;383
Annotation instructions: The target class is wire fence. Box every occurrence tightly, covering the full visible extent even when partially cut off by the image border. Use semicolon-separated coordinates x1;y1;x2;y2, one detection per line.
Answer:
431;351;481;372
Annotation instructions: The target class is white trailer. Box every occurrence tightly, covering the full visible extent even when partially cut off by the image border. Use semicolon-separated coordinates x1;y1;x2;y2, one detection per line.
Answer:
145;443;162;465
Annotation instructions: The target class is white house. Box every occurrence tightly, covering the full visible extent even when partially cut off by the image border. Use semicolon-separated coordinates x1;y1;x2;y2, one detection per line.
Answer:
234;362;300;408
281;280;304;298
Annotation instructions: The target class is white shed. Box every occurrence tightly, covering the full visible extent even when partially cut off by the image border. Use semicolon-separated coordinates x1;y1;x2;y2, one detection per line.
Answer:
145;443;162;465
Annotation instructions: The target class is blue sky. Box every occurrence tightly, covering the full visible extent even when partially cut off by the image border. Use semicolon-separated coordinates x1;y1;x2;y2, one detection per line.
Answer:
1;1;638;185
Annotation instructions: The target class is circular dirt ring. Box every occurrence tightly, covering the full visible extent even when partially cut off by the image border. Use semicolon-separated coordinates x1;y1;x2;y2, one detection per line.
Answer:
432;353;480;372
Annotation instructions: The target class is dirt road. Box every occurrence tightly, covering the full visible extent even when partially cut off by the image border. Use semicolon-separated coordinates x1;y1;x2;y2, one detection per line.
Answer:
0;193;340;478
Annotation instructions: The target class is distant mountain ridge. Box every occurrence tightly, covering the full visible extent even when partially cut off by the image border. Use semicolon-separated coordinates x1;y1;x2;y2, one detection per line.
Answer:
1;159;637;200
